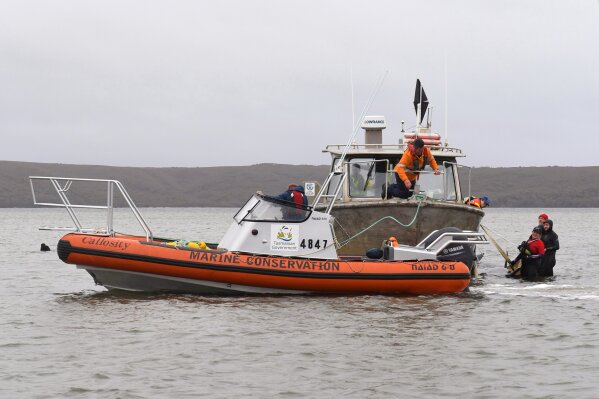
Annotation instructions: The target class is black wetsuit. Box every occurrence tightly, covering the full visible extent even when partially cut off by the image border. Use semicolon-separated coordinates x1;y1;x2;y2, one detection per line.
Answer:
540;220;560;277
512;239;545;281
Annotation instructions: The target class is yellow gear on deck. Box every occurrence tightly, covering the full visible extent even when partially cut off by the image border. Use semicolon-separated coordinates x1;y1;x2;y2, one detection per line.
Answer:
165;240;210;249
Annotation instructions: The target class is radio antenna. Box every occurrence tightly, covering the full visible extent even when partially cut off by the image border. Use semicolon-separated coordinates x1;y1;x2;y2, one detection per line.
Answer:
444;50;449;146
313;70;389;210
350;65;356;132
337;70;388;167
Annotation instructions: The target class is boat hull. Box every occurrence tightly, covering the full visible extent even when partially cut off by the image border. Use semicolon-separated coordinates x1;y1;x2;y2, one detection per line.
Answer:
57;233;471;295
324;200;484;256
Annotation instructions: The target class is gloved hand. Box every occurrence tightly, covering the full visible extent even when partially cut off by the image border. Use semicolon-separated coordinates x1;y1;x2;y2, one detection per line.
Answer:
517;241;527;251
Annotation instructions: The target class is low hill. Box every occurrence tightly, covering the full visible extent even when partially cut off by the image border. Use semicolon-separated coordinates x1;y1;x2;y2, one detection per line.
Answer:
1;160;598;207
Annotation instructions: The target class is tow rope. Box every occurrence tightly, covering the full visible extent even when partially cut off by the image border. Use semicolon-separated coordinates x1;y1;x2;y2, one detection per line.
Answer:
337;193;425;248
480;224;511;263
480;224;521;275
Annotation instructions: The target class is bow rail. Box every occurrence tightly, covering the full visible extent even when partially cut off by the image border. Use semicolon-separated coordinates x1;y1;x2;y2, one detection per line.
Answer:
29;176;153;241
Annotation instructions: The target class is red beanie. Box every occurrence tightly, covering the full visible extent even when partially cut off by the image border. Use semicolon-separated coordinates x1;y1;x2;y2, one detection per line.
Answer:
538;213;549;220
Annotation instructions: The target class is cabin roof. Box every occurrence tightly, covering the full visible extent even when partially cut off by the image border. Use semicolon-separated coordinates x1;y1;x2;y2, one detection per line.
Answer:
323;144;466;159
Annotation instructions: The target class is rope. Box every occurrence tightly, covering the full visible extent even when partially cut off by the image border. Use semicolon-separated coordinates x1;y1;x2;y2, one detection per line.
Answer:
480;223;517;247
337;194;425;248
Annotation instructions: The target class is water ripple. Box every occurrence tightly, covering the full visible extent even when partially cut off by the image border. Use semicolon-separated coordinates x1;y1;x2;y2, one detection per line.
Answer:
1;208;599;398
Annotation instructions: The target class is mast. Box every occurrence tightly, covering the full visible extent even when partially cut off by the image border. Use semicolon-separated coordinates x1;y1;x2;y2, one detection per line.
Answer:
444;51;449;146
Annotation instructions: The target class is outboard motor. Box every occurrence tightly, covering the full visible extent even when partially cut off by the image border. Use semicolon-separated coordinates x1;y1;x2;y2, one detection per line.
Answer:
423;227;478;271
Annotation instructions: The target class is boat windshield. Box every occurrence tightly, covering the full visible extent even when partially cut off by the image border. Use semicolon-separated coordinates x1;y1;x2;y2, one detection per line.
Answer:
323;157;459;202
345;159;458;201
348;158;391;198
242;195;312;223
417;163;458;201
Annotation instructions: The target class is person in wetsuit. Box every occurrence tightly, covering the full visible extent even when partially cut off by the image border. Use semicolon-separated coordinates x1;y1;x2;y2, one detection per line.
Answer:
510;225;545;281
539;219;560;277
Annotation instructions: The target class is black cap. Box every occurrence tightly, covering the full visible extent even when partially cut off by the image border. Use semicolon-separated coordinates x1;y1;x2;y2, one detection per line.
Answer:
532;225;543;234
413;138;425;149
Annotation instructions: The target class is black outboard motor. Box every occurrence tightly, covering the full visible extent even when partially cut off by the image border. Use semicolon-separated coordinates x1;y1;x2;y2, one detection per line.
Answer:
423;227;478;271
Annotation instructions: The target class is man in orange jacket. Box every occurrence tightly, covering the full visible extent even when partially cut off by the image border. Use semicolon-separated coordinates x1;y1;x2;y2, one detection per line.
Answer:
389;138;440;199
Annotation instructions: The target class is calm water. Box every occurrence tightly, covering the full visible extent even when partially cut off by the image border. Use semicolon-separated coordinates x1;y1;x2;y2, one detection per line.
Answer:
1;207;598;398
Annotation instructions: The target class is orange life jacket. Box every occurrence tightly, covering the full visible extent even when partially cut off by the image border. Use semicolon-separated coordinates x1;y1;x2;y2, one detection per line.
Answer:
468;198;483;208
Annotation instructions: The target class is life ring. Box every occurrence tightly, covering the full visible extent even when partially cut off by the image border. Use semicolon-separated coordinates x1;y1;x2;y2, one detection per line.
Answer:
405;137;441;146
403;132;441;140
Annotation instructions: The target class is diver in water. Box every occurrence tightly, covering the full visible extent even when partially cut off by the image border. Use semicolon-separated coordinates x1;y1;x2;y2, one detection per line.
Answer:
509;225;545;281
538;213;549;225
540;219;560;277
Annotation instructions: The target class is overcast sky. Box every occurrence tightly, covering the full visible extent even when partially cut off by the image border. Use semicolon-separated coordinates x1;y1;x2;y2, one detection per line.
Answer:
1;0;598;168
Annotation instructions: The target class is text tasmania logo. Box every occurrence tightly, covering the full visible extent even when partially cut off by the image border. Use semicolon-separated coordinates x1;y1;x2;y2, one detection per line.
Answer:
271;224;299;251
276;226;293;241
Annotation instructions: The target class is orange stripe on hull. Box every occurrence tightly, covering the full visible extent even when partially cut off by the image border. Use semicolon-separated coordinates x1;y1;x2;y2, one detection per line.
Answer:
58;233;471;295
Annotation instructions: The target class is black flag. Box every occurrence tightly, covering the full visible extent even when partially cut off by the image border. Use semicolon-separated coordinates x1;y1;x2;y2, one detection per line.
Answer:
413;79;429;124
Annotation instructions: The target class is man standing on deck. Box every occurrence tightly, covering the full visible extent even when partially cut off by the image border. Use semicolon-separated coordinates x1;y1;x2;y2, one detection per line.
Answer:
388;138;440;199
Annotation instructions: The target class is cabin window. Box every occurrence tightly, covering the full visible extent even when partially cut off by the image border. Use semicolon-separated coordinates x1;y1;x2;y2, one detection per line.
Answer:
348;158;390;198
243;195;311;223
443;163;458;200
417;163;457;200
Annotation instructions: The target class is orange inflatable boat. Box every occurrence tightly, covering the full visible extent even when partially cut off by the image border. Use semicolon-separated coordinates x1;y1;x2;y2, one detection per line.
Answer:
57;233;472;295
31;176;488;295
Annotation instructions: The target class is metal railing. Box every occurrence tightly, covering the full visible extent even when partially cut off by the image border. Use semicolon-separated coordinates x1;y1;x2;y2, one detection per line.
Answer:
324;143;464;155
417;230;489;256
29;176;153;241
313;170;347;214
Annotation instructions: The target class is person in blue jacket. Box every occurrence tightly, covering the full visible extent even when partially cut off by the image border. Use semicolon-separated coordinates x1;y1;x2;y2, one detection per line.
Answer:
277;183;308;206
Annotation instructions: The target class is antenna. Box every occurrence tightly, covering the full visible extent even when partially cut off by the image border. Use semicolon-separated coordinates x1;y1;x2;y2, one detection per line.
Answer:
336;70;388;168
350;66;355;132
428;106;433;128
400;120;405;144
444;51;449;146
313;70;388;211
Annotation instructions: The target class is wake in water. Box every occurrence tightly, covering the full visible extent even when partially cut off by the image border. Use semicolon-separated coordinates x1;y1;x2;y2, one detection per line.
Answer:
473;282;599;300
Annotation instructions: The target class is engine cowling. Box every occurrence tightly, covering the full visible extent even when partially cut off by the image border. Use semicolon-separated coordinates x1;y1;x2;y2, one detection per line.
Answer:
423;227;478;271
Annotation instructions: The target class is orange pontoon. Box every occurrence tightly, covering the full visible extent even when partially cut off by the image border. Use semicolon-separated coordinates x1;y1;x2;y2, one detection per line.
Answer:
57;233;472;295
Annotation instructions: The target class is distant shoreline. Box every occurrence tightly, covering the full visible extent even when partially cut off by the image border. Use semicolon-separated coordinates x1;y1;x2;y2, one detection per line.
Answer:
2;160;598;208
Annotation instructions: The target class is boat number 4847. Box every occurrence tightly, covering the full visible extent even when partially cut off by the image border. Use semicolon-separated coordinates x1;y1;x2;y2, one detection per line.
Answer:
300;239;328;249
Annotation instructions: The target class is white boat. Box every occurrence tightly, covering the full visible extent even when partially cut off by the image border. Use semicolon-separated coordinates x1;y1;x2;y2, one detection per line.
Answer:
313;80;485;262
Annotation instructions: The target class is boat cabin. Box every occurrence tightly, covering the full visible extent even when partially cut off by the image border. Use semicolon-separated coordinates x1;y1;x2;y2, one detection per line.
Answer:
321;115;470;204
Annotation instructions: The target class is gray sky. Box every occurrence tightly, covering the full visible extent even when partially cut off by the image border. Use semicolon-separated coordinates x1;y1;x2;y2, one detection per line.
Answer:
1;0;598;168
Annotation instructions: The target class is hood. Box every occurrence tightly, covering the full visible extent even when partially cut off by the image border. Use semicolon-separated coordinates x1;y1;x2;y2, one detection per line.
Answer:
291;185;305;194
545;219;554;231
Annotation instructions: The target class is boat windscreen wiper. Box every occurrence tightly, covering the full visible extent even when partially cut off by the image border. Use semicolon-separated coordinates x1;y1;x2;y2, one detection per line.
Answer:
363;162;376;191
